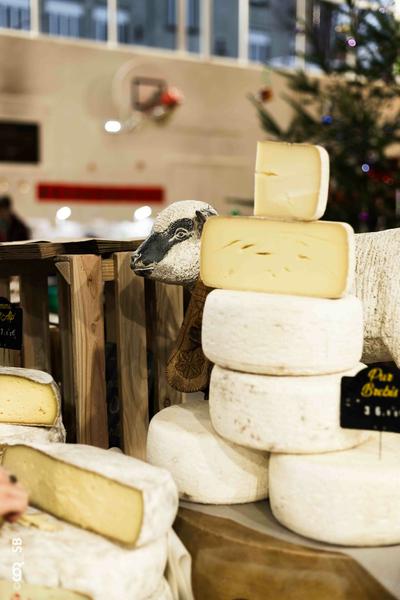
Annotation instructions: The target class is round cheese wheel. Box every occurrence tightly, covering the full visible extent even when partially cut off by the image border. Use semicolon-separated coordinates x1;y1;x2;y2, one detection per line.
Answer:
209;364;371;453
146;578;173;600
0;512;168;600
269;434;400;546
0;422;65;447
202;290;363;375
147;400;269;504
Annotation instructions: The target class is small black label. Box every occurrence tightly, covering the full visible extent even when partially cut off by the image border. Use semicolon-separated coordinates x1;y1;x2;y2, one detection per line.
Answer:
341;365;400;433
0;297;22;350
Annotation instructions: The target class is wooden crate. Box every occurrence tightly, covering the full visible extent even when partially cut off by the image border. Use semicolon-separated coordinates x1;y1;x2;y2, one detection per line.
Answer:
0;240;184;459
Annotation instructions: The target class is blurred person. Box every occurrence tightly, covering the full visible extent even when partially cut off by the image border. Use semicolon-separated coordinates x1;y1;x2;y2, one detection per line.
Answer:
0;467;28;523
0;196;30;242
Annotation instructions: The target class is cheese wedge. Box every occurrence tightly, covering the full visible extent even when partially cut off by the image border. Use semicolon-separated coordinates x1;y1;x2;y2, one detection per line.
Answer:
0;367;60;427
255;141;329;220
0;509;168;600
0;422;65;451
2;443;178;547
200;217;354;298
0;580;90;599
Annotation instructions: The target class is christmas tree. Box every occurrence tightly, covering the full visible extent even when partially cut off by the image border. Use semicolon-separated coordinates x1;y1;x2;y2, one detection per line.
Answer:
251;0;400;231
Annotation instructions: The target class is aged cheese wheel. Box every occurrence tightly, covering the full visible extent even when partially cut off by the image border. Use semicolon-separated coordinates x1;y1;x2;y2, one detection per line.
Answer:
147;400;269;504
147;578;173;600
0;421;65;447
202;290;363;375
0;510;168;600
209;364;370;453
269;434;400;546
2;443;178;547
0;367;61;427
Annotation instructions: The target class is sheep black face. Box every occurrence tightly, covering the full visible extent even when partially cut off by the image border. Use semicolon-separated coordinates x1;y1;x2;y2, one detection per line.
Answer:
130;200;217;286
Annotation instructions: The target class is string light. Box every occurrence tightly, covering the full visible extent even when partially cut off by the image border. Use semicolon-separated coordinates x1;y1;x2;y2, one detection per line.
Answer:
347;38;357;48
361;163;370;173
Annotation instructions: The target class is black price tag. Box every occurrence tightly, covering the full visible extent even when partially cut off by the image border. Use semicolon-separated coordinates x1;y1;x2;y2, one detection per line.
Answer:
0;297;22;350
341;365;400;434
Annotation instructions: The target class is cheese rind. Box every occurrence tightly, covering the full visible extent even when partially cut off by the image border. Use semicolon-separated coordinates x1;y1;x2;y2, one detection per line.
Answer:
209;364;370;453
200;217;354;299
0;367;60;426
2;443;178;547
147;400;269;505
0;421;65;448
147;579;173;600
270;434;400;546
0;510;168;600
202;290;363;375
254;142;329;221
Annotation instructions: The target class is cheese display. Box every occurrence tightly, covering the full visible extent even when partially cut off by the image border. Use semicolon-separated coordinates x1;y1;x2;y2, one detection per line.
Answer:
0;510;168;600
0;367;61;426
147;579;173;600
202;290;363;375
209;364;371;453
269;434;400;546
146;399;269;504
2;443;178;547
355;228;400;366
254;141;329;220
200;217;354;298
0;580;90;599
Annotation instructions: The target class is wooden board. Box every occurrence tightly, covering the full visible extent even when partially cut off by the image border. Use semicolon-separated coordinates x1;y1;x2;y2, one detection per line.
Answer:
19;273;51;371
114;252;148;459
57;256;108;447
175;508;396;600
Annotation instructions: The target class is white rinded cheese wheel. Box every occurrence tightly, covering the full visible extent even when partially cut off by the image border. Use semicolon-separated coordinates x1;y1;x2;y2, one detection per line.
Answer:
147;399;269;504
0;511;168;600
0;421;65;446
270;434;400;546
209;364;371;453
202;290;363;375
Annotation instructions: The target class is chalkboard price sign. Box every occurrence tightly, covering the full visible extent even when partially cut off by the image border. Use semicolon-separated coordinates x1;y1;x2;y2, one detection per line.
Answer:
341;365;400;434
0;297;22;350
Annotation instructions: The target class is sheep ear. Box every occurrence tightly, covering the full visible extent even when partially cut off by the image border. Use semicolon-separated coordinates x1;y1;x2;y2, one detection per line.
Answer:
195;208;214;234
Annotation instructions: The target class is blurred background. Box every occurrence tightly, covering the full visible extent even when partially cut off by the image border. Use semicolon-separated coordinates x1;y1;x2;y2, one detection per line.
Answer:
0;0;398;239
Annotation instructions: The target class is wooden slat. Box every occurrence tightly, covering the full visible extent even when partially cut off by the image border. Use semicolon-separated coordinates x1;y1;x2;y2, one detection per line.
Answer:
114;252;148;459
153;282;184;411
0;260;56;278
58;256;108;448
0;278;9;299
102;258;115;282
19;273;51;371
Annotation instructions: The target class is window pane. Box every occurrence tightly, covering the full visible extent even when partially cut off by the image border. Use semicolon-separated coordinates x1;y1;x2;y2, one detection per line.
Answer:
249;0;296;66
117;0;177;50
305;0;349;69
0;0;30;31
40;0;107;41
212;0;239;58
187;0;200;53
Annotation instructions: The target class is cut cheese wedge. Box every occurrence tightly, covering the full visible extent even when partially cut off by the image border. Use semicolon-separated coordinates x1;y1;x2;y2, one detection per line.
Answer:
2;443;178;547
254;141;329;220
202;290;363;375
0;581;91;599
0;509;168;600
270;433;400;546
209;364;371;453
0;367;60;426
147;399;269;504
200;216;354;298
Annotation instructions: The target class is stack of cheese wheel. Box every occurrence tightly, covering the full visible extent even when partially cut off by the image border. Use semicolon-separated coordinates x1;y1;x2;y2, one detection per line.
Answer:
0;367;66;445
199;141;396;547
0;442;179;599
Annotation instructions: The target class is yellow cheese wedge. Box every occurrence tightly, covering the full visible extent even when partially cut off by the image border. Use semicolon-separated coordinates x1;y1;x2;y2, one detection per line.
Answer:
2;443;178;548
200;216;354;299
0;368;60;427
255;141;329;220
0;580;91;599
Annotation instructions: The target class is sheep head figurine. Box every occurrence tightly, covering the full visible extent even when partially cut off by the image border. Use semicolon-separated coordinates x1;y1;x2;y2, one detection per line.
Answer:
131;200;217;287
